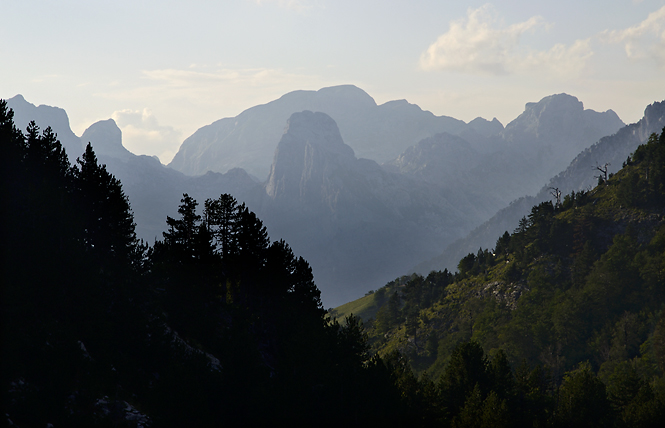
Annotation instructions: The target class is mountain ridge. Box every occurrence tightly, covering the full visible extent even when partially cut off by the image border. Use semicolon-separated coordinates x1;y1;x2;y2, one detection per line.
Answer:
168;85;472;179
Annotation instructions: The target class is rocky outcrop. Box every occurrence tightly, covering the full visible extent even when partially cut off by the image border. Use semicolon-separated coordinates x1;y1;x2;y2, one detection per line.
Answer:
385;94;626;227
468;117;504;137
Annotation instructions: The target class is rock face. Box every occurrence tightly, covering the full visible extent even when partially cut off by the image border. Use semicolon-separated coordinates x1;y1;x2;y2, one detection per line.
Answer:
6;94;83;159
266;111;355;205
168;85;469;179
543;99;665;195
80;119;134;160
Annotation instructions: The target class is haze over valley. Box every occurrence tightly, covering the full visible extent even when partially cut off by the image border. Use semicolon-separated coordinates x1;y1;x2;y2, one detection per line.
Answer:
6;86;642;306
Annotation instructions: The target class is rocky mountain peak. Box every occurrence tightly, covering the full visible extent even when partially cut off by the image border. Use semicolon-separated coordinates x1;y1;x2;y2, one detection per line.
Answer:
266;111;355;202
167;85;467;179
642;100;665;139
503;93;583;141
499;93;624;164
9;94;26;103
6;94;82;158
81;119;134;160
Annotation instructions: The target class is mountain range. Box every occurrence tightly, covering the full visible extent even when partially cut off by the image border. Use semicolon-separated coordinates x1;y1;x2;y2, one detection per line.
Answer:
6;88;638;307
415;98;665;275
170;85;479;180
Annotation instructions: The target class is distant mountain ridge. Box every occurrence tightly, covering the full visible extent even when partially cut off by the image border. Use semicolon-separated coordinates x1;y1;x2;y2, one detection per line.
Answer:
384;94;624;226
168;85;476;180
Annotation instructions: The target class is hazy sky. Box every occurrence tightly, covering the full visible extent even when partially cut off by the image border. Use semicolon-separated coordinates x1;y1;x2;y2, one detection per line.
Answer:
2;0;665;162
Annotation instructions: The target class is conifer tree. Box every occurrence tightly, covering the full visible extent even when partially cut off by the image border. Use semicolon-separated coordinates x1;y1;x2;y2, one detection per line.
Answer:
163;193;202;262
204;193;240;258
74;143;136;264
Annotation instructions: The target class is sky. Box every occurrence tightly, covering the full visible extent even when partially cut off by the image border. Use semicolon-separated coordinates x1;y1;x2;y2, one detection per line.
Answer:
2;0;665;163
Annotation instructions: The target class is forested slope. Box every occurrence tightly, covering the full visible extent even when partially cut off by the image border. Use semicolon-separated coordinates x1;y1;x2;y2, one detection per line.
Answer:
340;129;665;426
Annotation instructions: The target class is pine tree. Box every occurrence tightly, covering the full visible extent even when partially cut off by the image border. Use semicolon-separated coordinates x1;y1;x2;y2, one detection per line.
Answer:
163;193;202;262
204;194;240;258
74;143;136;264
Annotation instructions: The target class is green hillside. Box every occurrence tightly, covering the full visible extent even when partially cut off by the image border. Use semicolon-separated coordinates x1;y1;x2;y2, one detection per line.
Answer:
336;129;665;423
330;277;414;322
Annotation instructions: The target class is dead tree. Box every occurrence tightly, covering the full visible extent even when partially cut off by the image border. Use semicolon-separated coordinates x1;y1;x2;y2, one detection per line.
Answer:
594;162;610;185
549;187;562;207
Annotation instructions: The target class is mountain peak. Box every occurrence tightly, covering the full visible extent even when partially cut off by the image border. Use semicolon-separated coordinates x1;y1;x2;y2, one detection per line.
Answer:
5;95;82;158
8;94;27;104
282;110;355;158
316;85;377;106
266;111;355;201
503;93;623;145
81;119;134;160
522;93;583;117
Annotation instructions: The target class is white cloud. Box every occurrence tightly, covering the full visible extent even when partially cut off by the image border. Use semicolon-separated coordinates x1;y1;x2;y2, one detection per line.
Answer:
112;109;182;163
420;4;592;77
521;38;593;76
600;5;665;68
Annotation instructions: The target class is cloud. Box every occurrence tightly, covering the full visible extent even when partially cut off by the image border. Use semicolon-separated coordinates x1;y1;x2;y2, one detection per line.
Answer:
111;109;182;163
600;5;665;67
420;4;592;77
521;38;593;76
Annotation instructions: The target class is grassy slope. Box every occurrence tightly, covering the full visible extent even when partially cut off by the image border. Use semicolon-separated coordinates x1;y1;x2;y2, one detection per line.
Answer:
331;293;378;322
